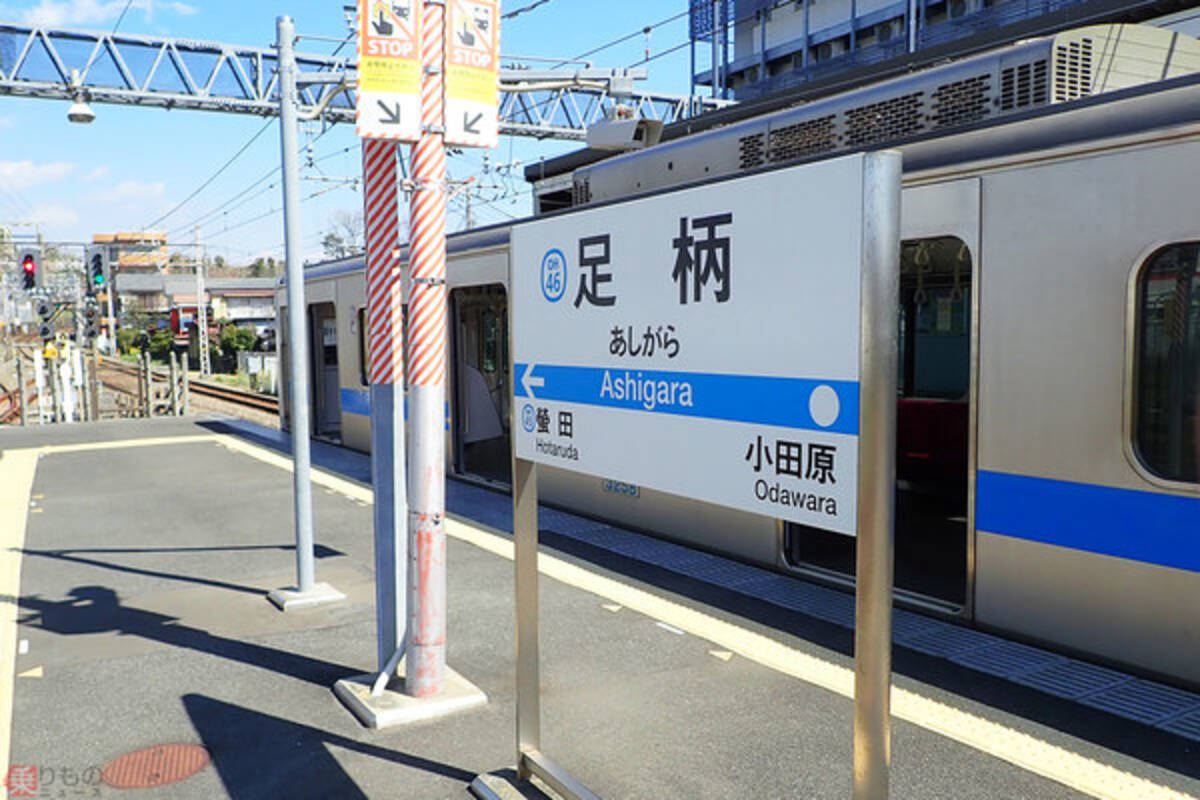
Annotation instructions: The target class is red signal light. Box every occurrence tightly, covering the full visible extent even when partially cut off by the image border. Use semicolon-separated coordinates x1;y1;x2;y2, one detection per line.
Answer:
22;256;35;273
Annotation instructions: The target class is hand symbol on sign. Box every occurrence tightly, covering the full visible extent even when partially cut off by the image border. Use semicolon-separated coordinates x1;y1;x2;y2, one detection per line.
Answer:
373;9;394;36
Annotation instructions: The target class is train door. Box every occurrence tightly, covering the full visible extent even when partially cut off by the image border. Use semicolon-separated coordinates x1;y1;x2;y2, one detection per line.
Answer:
451;285;510;484
784;179;980;612
310;302;341;440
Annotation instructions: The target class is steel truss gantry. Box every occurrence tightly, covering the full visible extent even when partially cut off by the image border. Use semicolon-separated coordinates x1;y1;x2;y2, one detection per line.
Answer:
0;23;731;140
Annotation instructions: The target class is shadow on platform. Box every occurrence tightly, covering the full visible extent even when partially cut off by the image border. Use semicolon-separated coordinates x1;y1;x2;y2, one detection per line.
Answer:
16;543;343;597
18;585;358;687
183;694;478;799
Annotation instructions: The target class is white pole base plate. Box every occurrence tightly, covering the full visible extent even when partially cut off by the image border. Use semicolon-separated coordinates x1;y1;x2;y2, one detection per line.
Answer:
266;582;346;611
333;665;487;730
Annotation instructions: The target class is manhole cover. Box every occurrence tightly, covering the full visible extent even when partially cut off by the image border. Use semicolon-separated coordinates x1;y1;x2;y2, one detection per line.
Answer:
101;743;209;789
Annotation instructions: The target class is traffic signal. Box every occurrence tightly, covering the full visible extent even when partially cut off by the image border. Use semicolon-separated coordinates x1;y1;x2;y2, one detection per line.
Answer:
18;246;40;290
36;299;55;341
87;246;108;289
83;298;100;339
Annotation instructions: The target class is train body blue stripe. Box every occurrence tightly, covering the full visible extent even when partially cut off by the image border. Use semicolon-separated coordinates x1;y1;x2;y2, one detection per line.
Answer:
340;388;370;416
340;389;451;430
976;470;1200;572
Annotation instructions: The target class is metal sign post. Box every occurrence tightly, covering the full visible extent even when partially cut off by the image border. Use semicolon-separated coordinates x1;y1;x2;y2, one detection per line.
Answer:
482;152;900;798
853;154;901;800
265;15;345;612
363;137;409;681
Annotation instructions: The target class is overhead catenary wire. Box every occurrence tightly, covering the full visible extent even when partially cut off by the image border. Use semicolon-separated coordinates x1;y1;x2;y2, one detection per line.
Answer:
166;142;359;238
142;119;275;231
503;0;558;20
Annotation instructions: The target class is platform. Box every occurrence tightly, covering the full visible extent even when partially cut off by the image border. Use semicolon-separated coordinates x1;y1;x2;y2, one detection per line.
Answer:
2;416;1199;799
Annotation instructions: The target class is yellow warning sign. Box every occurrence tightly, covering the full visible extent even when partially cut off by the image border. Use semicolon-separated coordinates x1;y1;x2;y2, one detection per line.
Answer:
357;0;422;141
446;0;500;148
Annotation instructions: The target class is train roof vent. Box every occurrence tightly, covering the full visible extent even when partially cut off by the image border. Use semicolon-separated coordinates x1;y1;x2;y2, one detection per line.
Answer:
930;74;992;128
999;59;1049;110
738;132;766;169
1050;24;1200;102
572;176;592;206
767;115;837;162
844;91;924;149
1054;37;1094;102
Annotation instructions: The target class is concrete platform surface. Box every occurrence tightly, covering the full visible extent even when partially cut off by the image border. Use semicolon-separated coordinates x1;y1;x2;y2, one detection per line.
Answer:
2;417;1199;799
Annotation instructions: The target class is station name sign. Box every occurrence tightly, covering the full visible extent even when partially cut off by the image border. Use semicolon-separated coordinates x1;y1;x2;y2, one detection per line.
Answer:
512;154;898;535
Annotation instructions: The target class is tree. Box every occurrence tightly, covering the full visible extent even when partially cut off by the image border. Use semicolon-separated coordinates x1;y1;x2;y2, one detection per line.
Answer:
321;210;364;258
322;231;346;259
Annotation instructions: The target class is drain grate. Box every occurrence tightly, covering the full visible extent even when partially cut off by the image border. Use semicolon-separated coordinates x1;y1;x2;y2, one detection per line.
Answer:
906;625;1003;658
1162;710;1200;739
1014;659;1130;700
101;743;209;789
950;640;1066;679
1079;680;1200;725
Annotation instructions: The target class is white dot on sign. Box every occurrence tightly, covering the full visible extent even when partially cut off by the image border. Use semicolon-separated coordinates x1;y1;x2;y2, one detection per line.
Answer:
809;385;840;428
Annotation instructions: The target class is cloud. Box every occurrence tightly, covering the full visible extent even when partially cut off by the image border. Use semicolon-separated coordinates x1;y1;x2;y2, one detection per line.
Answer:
0;117;13;130
84;165;110;181
21;0;196;27
83;178;167;205
28;202;79;228
0;160;75;187
111;179;166;201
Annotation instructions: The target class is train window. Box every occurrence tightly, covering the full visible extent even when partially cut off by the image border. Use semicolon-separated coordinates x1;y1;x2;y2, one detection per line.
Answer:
898;236;972;400
1134;243;1199;483
358;308;368;386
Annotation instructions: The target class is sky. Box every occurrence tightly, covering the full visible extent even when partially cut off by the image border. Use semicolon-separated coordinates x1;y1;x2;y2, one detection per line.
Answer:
0;0;705;267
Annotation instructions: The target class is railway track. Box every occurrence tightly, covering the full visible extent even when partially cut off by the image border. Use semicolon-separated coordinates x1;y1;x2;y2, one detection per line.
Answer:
98;357;279;414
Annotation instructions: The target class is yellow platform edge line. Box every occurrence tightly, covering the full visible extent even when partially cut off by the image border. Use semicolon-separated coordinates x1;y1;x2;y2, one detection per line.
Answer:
0;449;40;790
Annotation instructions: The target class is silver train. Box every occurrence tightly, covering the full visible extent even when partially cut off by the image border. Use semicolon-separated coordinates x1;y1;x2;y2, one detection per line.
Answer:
279;24;1200;687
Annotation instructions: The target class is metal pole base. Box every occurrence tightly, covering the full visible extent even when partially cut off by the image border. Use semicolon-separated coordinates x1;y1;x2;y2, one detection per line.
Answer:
332;663;485;730
266;581;345;611
469;770;550;800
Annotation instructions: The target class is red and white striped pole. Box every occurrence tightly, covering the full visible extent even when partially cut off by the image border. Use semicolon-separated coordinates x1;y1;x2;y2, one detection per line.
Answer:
406;0;448;697
362;137;408;678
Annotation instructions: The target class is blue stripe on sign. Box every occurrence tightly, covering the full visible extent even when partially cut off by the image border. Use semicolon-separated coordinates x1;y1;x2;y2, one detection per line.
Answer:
340;388;370;416
514;362;859;435
976;470;1200;572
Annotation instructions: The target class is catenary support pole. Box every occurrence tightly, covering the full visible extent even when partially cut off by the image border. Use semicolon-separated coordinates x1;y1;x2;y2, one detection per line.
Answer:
267;15;344;611
852;152;901;800
405;0;449;697
363;138;409;685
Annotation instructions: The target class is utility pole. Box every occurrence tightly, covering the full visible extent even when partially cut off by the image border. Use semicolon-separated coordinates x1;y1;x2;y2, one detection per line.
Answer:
194;226;211;376
266;15;344;612
406;0;450;697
